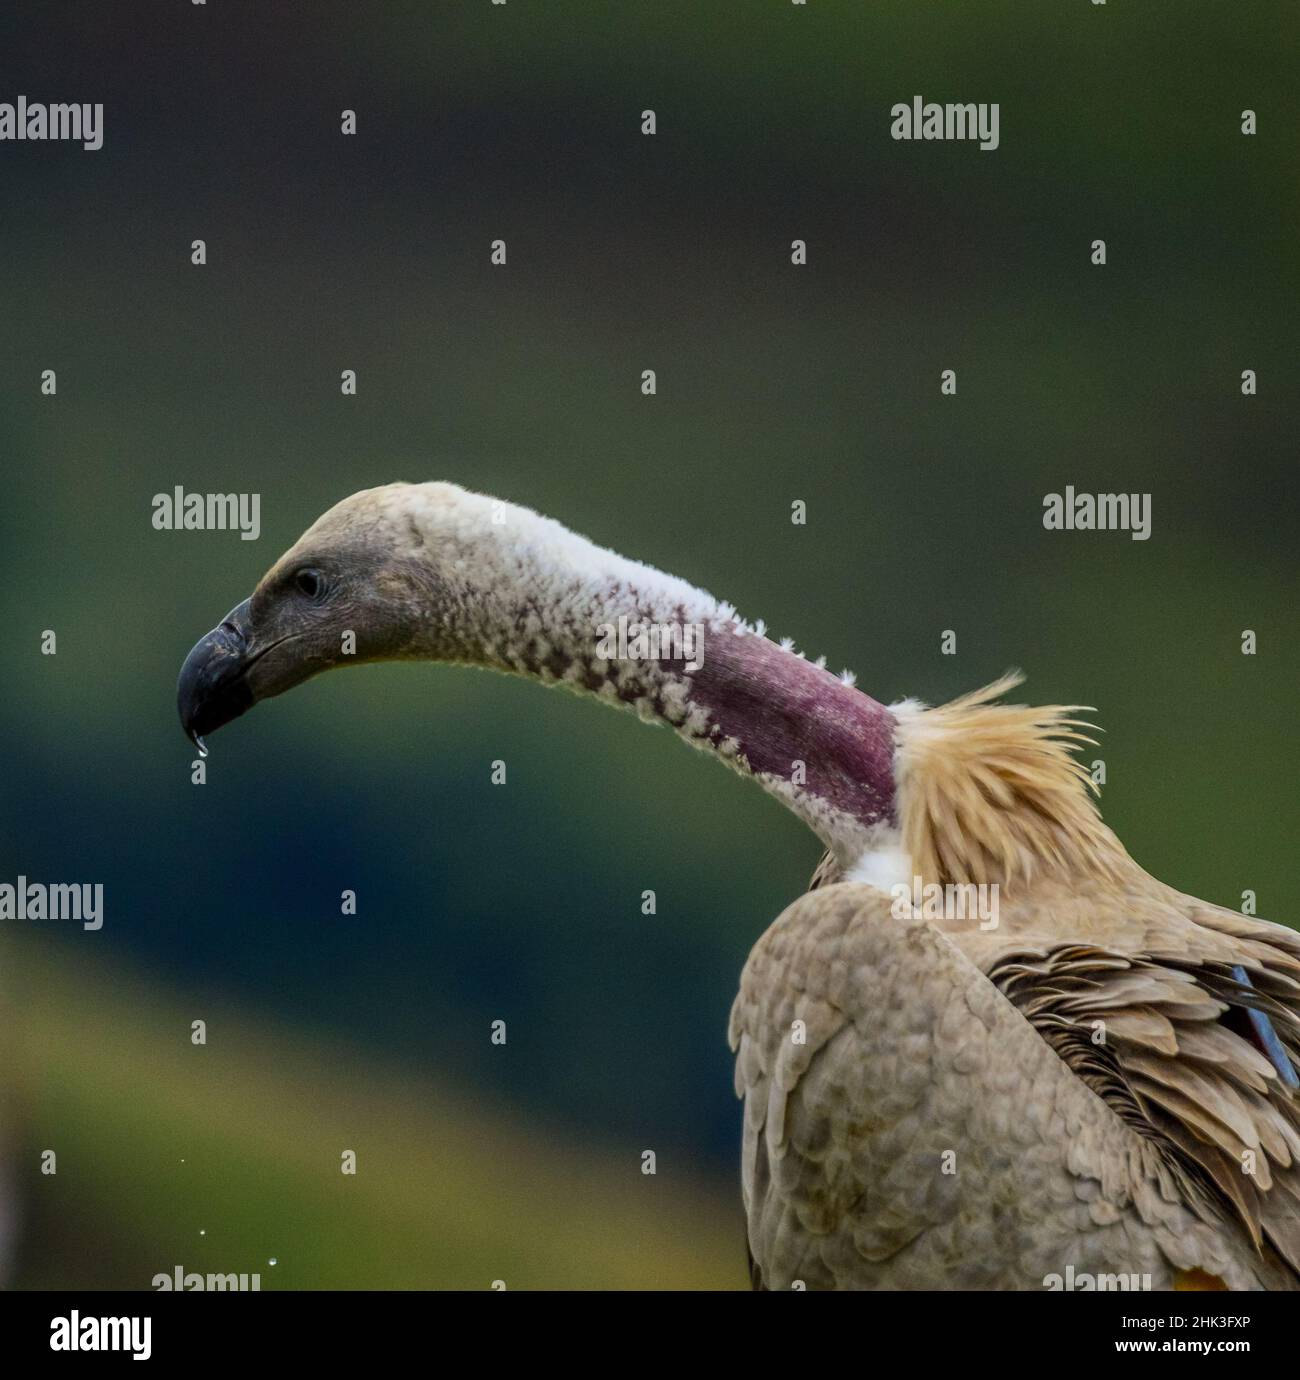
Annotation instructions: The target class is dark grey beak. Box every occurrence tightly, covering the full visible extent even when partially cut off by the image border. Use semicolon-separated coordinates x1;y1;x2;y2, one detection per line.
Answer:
177;598;256;756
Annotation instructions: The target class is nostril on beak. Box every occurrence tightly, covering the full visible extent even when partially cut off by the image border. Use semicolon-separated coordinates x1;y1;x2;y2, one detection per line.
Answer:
219;614;248;644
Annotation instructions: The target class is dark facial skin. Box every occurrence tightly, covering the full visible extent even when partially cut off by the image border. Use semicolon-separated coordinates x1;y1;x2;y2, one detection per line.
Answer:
177;546;435;754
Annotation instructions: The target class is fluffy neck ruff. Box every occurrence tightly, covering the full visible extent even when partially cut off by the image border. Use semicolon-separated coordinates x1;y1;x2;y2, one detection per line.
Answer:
892;674;1128;888
396;485;898;856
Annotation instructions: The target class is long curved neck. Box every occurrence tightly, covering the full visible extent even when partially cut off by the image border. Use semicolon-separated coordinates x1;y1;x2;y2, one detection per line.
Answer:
412;493;898;858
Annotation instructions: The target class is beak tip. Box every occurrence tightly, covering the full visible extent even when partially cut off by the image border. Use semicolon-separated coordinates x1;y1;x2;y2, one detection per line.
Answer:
177;598;255;753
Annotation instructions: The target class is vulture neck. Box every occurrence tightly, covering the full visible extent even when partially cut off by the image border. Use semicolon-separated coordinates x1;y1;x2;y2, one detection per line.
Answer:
420;499;898;859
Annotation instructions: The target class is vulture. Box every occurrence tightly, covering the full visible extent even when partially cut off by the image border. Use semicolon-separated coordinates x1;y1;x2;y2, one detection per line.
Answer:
178;482;1300;1290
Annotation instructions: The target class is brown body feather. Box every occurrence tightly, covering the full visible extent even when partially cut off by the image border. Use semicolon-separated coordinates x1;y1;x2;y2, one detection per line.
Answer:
794;676;1300;1286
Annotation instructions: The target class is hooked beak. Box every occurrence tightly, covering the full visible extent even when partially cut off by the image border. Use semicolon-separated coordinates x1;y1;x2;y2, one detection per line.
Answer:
177;598;256;756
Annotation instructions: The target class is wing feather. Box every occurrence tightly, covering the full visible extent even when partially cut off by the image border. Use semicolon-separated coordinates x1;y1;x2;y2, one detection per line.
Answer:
730;883;1290;1289
981;892;1300;1277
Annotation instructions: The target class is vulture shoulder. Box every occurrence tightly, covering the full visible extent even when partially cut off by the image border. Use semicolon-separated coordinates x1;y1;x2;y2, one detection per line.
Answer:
730;881;1300;1290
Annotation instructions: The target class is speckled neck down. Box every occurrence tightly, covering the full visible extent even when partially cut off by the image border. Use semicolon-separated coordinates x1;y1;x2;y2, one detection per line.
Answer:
436;489;898;858
280;481;899;859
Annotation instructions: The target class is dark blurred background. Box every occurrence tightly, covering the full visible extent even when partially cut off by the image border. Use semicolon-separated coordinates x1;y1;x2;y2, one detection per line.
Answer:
0;1;1296;1288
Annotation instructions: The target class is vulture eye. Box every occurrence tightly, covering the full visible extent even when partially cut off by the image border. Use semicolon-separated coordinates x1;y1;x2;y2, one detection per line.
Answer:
293;567;325;600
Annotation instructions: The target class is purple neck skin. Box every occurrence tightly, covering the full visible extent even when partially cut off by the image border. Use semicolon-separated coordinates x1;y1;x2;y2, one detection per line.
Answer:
688;627;897;843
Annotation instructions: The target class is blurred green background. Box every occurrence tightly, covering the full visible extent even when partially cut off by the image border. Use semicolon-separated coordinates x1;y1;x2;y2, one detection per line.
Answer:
0;1;1296;1289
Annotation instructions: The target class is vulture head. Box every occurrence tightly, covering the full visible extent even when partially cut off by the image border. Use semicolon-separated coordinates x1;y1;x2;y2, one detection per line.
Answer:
177;484;460;752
